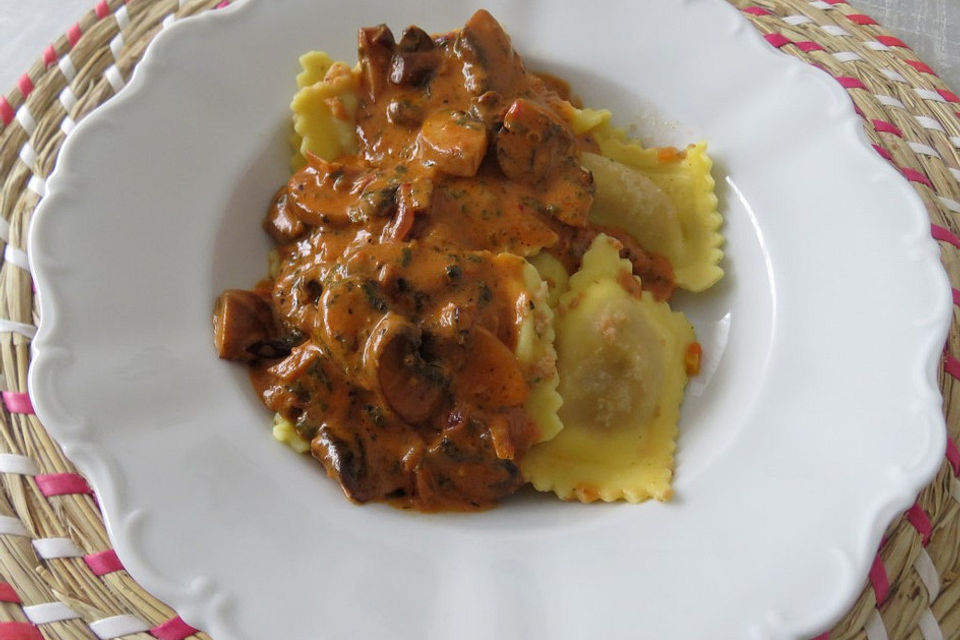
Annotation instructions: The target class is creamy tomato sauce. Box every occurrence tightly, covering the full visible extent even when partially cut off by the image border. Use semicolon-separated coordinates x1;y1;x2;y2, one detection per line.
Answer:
213;10;674;511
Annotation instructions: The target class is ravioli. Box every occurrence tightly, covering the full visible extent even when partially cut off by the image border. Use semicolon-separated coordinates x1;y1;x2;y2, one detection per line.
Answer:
581;152;684;267
527;252;570;308
290;51;360;168
513;261;564;443
567;108;724;292
521;234;697;502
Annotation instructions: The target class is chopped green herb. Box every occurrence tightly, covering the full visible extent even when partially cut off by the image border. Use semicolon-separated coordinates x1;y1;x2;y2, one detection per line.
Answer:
308;360;334;392
363;404;386;428
413;290;430;313
478;283;493;306
361;280;388;312
295;417;319;441
521;196;546;214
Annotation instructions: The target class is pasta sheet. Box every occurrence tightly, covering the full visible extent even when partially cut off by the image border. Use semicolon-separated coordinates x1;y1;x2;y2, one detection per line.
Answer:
522;235;696;502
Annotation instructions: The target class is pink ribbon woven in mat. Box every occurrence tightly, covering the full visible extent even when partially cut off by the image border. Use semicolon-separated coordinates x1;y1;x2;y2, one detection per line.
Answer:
932;224;960;248
946;437;960;476
869;553;891;607
1;392;33;415
151;616;199;640
0;621;42;640
84;549;124;576
906;503;934;546
0;582;19;604
34;473;92;497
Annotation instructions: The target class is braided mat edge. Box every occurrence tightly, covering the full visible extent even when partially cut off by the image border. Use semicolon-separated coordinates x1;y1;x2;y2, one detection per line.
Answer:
0;1;957;638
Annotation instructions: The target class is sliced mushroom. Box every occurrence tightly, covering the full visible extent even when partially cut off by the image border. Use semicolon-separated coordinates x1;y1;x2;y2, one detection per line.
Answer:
381;177;433;242
263;187;306;243
287;160;380;226
363;313;447;425
458;9;525;96
212;290;278;361
386;99;424;128
457;326;529;407
470;90;504;129
389;26;441;86
397;25;434;52
495;99;594;226
267;341;322;382
313;427;378;503
418;110;488;177
496;98;573;184
358;24;396;100
245;331;306;360
351;185;398;222
418;415;524;506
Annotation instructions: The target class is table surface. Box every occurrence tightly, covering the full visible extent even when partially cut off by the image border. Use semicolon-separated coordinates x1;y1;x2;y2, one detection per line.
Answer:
854;0;960;88
0;0;955;636
0;0;958;97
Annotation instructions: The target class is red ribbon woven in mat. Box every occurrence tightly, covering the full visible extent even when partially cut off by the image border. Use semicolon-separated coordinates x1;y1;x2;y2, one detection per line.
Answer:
872;119;903;137
84;549;124;576
16;75;33;100
0;582;19;604
794;41;824;53
66;23;82;49
845;13;878;26
151;616;199;640
905;59;935;76
34;473;92;497
944;354;960;381
1;392;33;415
906;503;934;546
876;35;908;49
946;436;960;476
869;554;891;605
938;88;959;103
41;45;57;68
872;144;894;162
0;98;13;127
764;33;791;48
0;622;42;640
901;168;933;188
932;224;960;248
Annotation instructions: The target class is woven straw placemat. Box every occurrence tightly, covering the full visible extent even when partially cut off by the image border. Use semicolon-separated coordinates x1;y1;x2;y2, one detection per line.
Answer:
0;0;958;638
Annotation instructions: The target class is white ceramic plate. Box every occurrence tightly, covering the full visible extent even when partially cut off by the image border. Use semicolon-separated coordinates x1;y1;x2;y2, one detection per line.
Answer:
28;1;951;638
